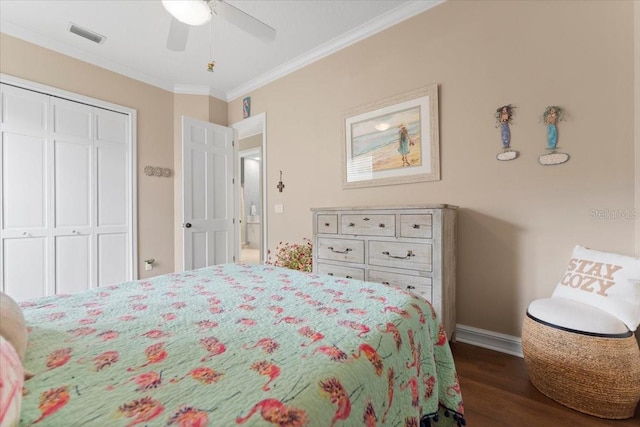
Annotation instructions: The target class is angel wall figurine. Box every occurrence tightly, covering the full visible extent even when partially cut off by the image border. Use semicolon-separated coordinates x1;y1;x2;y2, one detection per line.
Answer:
495;104;518;161
539;105;569;165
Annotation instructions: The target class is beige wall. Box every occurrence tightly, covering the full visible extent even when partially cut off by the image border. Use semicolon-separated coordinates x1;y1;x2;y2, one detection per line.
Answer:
635;0;640;256
229;0;637;337
209;96;228;126
0;33;175;279
239;134;263;151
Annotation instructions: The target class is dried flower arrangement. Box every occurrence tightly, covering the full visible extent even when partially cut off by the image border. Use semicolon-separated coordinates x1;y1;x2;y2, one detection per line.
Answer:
267;238;313;272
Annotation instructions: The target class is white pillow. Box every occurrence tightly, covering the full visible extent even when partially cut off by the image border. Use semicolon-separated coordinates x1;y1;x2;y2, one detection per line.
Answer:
551;245;640;331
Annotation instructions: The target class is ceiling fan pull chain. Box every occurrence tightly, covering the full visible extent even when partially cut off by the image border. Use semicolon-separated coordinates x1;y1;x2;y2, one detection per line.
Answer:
207;18;215;72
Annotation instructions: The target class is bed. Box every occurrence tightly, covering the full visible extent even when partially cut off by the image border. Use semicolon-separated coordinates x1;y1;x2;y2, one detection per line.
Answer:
17;263;465;426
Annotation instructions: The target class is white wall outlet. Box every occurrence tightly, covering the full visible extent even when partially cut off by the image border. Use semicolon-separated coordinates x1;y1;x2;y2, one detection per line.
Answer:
274;204;284;213
144;258;155;271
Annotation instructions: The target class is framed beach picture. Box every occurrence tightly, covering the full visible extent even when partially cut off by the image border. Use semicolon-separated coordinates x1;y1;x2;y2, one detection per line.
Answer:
342;85;440;189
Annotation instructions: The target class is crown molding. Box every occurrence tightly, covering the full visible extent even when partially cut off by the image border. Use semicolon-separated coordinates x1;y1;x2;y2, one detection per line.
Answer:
0;20;175;93
173;84;226;100
226;0;445;101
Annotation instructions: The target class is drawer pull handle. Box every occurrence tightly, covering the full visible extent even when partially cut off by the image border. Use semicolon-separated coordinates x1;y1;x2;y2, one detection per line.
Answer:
363;217;370;221
327;273;334;276
382;250;414;260
346;275;353;279
324;222;330;227
406;285;416;290
382;281;390;285
378;223;385;228
413;224;420;229
328;246;352;254
348;222;355;227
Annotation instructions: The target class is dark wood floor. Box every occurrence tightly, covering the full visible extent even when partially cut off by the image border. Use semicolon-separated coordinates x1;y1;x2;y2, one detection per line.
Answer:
450;342;640;427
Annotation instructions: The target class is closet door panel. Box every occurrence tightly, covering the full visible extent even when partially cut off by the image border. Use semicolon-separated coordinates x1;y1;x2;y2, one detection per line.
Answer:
3;237;47;300
96;146;127;227
54;140;91;228
2;133;47;230
95;109;128;229
0;84;48;134
52;98;92;139
97;233;127;286
55;234;90;294
96;110;127;145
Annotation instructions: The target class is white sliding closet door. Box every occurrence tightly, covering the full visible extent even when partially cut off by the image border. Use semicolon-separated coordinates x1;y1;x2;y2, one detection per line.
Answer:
51;97;93;295
94;108;130;286
0;83;132;300
0;86;49;300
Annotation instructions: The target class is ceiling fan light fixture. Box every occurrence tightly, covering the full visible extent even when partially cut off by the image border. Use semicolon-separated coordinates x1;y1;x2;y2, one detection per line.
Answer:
162;0;212;26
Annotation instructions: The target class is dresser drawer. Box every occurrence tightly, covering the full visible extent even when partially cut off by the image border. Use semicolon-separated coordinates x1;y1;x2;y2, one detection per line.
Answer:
341;214;395;237
317;214;338;234
369;240;432;272
317;237;365;264
368;269;433;301
316;263;365;280
400;214;433;238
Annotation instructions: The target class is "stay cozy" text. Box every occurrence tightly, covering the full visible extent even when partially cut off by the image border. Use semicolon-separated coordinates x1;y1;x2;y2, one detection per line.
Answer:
558;258;622;297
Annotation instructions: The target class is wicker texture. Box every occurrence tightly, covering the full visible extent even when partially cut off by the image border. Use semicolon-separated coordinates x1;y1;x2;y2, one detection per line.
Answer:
522;315;640;419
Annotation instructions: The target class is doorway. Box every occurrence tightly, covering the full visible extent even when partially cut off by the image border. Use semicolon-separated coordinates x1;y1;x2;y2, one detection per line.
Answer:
231;113;267;265
238;147;262;264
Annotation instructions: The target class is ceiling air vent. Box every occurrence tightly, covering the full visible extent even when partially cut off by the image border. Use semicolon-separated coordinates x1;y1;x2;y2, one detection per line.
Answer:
68;23;106;44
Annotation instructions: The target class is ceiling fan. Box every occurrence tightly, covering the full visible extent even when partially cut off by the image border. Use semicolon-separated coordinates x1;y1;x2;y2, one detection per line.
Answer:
162;0;276;52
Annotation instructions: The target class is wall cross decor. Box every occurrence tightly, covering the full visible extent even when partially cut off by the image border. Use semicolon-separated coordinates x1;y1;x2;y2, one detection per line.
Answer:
276;170;285;192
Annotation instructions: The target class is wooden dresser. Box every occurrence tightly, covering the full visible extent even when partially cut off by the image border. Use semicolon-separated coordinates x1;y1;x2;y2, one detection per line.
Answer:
311;205;457;339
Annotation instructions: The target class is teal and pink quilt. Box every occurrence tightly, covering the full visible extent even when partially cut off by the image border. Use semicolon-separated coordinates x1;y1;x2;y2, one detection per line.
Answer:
19;263;465;426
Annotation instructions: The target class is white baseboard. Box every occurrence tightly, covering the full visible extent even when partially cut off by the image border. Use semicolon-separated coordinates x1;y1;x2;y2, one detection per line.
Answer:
455;324;523;358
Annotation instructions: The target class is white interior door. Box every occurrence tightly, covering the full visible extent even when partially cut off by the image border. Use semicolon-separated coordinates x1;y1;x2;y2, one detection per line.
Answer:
182;116;235;270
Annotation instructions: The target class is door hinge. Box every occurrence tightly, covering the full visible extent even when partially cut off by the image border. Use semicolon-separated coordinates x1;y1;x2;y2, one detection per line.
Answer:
233;255;236;262
232;140;235;147
232;178;235;184
233;218;235;224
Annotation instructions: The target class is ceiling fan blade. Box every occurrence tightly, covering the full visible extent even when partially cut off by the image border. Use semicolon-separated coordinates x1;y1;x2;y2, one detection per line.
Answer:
215;1;276;42
166;17;190;51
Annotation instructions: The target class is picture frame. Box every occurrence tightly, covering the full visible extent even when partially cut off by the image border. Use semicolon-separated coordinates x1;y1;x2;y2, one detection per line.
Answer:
342;84;440;189
243;96;251;118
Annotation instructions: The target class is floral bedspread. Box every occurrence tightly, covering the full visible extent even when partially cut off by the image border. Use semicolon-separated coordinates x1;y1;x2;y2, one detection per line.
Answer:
19;263;464;426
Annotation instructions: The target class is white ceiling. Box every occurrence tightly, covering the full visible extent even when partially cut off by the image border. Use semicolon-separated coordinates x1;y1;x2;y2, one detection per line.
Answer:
0;0;443;101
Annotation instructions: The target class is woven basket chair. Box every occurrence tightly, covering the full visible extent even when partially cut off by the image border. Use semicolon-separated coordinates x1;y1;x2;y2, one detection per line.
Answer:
522;313;640;419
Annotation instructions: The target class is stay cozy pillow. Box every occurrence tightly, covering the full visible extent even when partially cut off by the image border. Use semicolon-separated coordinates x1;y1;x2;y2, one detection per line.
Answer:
551;245;640;331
